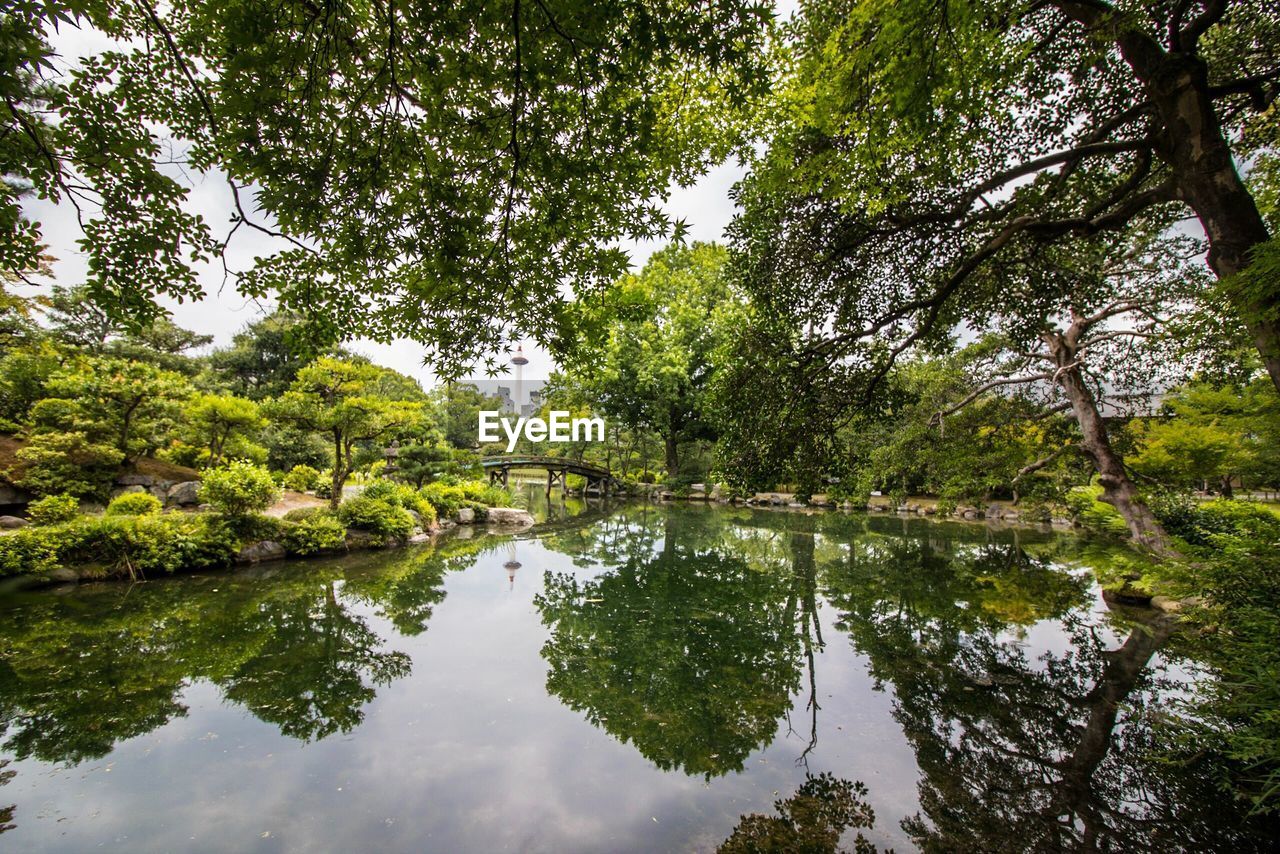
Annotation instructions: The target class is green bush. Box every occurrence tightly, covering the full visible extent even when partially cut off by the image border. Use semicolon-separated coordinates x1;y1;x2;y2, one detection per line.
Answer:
281;511;347;555
337;494;414;541
198;461;280;517
362;478;437;524
315;470;335;499
105;491;163;517
0;513;240;578
14;430;124;499
27;493;80;526
282;506;325;523
421;479;510;518
1064;484;1128;537
420;481;464;516
282;464;322;492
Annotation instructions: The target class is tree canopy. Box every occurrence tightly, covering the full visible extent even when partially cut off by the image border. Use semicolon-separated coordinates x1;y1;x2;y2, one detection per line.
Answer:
4;0;775;373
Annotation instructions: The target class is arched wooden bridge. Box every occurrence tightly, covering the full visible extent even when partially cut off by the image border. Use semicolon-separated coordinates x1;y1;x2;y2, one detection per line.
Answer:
482;455;620;496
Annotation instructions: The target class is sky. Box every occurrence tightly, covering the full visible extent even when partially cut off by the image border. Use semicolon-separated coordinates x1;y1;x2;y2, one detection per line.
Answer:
24;11;784;391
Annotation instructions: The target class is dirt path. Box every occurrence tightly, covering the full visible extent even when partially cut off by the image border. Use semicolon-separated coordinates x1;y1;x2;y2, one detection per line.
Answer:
265;490;329;517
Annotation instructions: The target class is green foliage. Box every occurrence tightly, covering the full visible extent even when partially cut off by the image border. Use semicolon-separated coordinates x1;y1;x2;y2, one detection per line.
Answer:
282;464;322;493
198;461;280;517
337;495;414;542
26;493;79;526
270;356;424;506
361;478;437;524
0;514;240;578
14;430;124;499
183;393;265;469
280;512;348;556
39;356;192;457
1152;500;1280;813
419;479;510;518
105;492;163;517
1064;485;1129;538
1158;498;1280;550
4;3;770;371
559;243;740;478
209;312;325;400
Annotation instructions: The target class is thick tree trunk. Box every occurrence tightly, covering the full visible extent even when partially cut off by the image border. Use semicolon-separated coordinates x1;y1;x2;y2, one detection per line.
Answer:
664;433;679;480
1045;331;1176;556
1145;55;1280;392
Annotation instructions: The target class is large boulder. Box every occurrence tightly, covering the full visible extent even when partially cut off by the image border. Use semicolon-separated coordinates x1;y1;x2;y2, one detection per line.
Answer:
166;481;202;506
0;515;28;529
236;540;286;564
485;507;535;527
456;507;476;524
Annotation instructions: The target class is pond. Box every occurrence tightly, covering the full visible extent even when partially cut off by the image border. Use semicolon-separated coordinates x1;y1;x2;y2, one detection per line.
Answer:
0;503;1275;852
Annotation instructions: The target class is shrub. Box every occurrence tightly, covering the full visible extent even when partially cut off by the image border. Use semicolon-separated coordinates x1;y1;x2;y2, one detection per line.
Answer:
315;470;335;499
0;513;240;578
421;479;510;517
282;506;325;523
282;464;322;492
362;478;437;523
1064;484;1128;537
198;461;280;517
281;511;347;555
420;481;464;517
14;430;124;499
27;493;80;526
337;494;414;540
105;491;163;517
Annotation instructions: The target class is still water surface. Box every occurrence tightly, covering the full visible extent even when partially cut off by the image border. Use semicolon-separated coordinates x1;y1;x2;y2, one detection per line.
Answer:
0;503;1274;852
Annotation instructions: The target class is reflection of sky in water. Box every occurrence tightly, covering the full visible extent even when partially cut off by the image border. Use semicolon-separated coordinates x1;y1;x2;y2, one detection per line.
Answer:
0;508;1266;852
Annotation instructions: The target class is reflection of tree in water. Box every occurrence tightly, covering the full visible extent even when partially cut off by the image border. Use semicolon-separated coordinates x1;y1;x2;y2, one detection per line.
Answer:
535;509;825;777
218;580;410;742
0;546;453;761
0;759;14;835
822;530;1277;851
718;773;880;854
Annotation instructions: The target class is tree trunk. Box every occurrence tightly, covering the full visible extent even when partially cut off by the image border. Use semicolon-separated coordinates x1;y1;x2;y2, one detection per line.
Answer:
1136;53;1280;391
1045;331;1176;556
663;433;679;480
329;430;345;510
1218;474;1234;499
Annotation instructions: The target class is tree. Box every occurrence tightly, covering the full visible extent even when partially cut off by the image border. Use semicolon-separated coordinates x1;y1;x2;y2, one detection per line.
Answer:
36;356;192;458
722;215;1207;551
184;393;265;468
434;383;503;450
737;0;1280;396
1130;377;1280;495
209;311;326;400
42;285;212;372
271;357;423;508
5;1;772;371
562;242;740;479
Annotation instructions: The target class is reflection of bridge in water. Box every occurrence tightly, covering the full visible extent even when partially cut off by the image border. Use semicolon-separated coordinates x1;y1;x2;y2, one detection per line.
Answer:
482;455;620;496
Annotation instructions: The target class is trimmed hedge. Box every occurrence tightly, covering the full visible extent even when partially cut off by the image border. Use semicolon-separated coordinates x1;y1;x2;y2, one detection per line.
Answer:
105;491;163;516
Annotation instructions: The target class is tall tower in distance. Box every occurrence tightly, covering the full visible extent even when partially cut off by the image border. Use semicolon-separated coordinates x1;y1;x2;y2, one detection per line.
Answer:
511;344;528;416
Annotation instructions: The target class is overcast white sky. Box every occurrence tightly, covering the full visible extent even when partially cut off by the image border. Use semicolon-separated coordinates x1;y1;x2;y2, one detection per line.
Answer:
24;5;799;389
